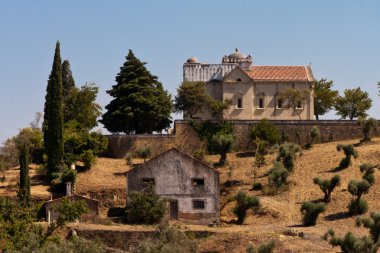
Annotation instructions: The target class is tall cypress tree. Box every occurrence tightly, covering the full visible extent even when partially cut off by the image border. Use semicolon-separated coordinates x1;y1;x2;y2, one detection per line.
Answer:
43;41;64;176
62;59;75;101
18;143;30;205
100;50;173;134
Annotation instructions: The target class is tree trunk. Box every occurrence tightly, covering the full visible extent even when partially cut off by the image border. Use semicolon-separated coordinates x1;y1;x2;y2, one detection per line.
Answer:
316;114;319;120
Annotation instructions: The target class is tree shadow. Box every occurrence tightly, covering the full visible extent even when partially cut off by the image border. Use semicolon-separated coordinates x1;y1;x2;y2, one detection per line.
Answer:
287;224;306;228
113;172;128;176
324;211;351;221
235;151;255;158
325;167;344;173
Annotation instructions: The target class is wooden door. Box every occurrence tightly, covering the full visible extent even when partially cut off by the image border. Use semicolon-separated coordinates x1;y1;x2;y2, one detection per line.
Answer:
169;200;178;219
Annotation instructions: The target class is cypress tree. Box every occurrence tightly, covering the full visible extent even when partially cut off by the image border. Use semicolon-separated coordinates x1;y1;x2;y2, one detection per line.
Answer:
62;59;75;99
100;50;173;134
18;143;30;206
43;41;65;177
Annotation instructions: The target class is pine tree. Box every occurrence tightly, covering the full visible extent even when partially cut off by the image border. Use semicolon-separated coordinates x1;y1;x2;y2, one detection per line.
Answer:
43;41;65;176
18;143;30;206
100;50;173;134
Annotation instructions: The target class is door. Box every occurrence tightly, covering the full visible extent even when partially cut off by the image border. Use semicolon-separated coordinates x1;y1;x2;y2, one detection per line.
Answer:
169;200;178;219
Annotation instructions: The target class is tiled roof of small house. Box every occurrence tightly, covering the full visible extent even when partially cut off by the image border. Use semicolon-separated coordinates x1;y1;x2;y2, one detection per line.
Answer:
245;66;315;82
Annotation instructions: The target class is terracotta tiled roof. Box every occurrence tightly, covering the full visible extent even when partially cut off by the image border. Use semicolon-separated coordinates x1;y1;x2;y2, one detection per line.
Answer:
245;66;315;82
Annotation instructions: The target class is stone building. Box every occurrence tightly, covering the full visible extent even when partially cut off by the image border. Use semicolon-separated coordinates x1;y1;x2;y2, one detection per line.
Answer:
183;49;316;120
126;148;220;225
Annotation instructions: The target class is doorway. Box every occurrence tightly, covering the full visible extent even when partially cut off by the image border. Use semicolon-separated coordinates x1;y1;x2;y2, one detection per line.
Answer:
169;200;178;219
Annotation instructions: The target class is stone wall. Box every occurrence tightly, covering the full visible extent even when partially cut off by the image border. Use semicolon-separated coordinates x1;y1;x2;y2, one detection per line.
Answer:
105;120;378;158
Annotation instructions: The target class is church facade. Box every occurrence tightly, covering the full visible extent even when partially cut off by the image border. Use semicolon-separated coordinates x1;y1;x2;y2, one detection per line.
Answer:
183;49;316;120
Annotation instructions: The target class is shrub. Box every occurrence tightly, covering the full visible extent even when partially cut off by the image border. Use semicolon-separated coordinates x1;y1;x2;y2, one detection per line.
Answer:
348;179;371;215
268;162;289;188
246;240;276;253
137;145;152;162
349;199;368;216
125;152;133;166
82;149;95;171
251;119;280;146
300;201;326;226
132;224;198;253
276;143;301;172
359;117;378;142
360;163;378;185
305;126;321;149
313;175;341;203
252;182;262;191
324;230;379;253
233;191;260;225
356;212;380;243
337;144;358;169
192;147;207;162
125;187;167;224
280;130;290;144
208;132;234;166
254;138;266;169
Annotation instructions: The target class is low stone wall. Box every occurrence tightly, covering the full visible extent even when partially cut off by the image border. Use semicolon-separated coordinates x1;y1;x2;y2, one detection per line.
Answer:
105;120;378;158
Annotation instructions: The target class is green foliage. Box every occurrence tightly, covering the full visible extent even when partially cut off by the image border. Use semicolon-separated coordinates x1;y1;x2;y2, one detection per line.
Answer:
324;230;379;253
208;132;234;166
337;144;358;169
268;162;289;188
279;88;308;119
192;148;207;162
18;143;31;206
359;117;378;142
101;50;173;134
254;138;266;169
61;59;76;100
208;99;231;119
136;145;152;161
245;240;276;253
313;175;341;203
132;224;198;253
252;182;262;191
360;163;378;185
314;78;339;120
348;179;371;215
233;191;260;225
43;41;65;178
276;142;301;172
125;152;133;166
251;119;280;146
26;237;106;253
82;149;95;171
356;212;380;243
126;188;167;224
305;126;321;149
64;83;102;130
300;201;326;226
334;87;373;120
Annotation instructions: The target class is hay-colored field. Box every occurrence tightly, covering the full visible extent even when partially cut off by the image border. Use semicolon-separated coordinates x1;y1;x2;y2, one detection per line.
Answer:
2;138;380;252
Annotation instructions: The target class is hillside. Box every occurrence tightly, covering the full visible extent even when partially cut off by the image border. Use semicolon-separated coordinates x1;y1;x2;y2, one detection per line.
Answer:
1;138;380;252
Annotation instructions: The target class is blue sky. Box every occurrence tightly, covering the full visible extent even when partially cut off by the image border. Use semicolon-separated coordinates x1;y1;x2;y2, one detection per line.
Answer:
0;1;379;142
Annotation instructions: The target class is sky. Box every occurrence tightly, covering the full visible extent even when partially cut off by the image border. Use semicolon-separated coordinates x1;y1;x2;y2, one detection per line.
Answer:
0;0;379;143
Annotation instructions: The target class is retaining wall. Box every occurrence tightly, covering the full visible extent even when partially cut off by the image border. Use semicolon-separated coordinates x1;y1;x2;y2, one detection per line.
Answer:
105;120;378;158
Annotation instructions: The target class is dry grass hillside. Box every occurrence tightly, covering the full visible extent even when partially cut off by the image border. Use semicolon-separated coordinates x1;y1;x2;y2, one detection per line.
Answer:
1;138;380;252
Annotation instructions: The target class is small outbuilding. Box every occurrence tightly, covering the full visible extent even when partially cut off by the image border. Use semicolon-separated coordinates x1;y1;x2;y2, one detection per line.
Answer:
126;148;220;225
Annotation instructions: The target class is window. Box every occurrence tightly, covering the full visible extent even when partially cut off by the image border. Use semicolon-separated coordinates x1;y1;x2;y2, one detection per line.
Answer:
296;101;303;109
142;178;155;188
236;78;242;82
192;178;205;186
277;98;283;109
258;98;264;109
192;200;205;209
237;98;243;109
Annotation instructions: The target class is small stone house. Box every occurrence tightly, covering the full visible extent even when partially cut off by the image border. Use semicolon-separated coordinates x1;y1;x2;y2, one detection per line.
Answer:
126;148;220;225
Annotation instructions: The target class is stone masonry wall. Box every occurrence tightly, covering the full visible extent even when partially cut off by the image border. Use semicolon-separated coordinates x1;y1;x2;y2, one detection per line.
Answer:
105;120;378;158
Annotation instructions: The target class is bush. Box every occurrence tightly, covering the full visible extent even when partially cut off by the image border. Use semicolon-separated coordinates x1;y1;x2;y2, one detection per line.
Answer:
268;162;288;188
324;230;379;253
360;163;378;185
305;126;321;149
246;240;276;253
132;224;198;253
313;175;341;203
356;212;380;243
192;147;207;162
348;199;368;215
337;144;358;169
359;117;378;142
253;138;266;169
82;149;95;171
208;132;234;166
251;119;280;146
276;142;301;172
125;152;133;166
300;201;326;226
252;182;262;191
233;191;260;225
137;145;152;161
126;187;167;224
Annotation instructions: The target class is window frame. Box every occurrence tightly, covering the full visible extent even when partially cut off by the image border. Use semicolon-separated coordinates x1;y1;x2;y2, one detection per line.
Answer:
192;199;205;210
191;178;205;187
236;98;243;109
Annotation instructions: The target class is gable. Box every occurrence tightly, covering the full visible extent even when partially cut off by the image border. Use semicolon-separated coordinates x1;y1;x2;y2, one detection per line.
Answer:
223;66;253;83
